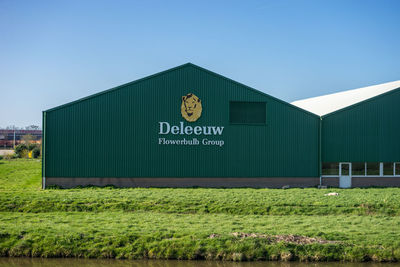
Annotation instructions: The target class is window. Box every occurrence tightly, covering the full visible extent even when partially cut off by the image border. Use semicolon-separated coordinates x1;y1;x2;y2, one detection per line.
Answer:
395;163;400;176
352;162;365;175
367;162;380;176
383;163;394;176
322;162;339;175
229;101;266;124
341;163;350;176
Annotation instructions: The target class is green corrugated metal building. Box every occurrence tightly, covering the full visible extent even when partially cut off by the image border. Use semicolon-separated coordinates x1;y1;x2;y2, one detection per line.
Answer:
292;80;400;188
42;63;400;188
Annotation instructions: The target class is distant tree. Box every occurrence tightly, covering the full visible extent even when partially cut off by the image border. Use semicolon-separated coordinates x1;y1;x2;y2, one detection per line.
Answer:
6;125;22;130
21;134;34;144
25;125;39;130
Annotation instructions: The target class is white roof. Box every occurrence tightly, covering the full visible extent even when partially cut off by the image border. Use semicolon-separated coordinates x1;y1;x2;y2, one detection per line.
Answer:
291;80;400;116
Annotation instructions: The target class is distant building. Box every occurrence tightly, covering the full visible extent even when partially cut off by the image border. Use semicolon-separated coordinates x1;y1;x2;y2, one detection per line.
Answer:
42;63;400;188
0;129;42;148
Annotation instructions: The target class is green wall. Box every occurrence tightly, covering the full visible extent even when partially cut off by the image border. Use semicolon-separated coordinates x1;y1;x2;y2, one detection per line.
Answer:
43;63;320;178
322;88;400;163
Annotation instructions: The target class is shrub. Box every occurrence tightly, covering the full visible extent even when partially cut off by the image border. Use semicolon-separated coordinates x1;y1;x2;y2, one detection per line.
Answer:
3;153;18;160
32;147;41;158
14;144;28;158
28;143;39;151
0;155;3;160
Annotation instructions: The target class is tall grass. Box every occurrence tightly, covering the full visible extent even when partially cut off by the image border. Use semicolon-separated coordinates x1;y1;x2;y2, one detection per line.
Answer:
1;212;400;261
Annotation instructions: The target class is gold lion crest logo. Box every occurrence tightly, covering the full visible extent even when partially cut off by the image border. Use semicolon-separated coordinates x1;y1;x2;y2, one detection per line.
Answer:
181;93;202;122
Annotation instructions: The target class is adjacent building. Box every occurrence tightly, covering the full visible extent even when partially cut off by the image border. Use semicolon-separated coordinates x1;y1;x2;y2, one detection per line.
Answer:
292;81;400;187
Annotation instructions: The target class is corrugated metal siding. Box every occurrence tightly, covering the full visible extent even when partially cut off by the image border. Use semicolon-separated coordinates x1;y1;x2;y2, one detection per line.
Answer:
44;64;319;178
322;89;400;162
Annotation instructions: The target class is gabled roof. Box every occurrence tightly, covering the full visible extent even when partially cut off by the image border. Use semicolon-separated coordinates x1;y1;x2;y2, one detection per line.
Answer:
291;80;400;116
44;63;318;117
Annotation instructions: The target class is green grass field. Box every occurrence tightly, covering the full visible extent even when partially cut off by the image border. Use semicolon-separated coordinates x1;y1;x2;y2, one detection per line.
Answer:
1;159;400;261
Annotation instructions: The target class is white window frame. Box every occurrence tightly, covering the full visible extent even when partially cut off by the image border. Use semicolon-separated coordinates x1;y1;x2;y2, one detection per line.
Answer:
382;162;395;177
322;162;400;178
321;162;340;177
365;162;381;177
364;162;367;176
395;162;400;176
350;162;367;177
353;162;400;177
339;162;352;177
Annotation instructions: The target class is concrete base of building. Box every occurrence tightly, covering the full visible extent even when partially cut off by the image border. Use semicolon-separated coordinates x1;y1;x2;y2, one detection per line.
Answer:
352;177;400;187
44;177;320;189
321;176;400;187
321;177;340;187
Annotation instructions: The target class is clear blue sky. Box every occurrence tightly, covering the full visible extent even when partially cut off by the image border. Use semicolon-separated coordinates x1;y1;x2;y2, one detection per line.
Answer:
1;0;399;128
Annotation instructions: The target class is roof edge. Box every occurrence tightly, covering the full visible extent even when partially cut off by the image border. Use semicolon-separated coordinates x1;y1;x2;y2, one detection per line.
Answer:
322;86;400;118
44;62;319;118
44;63;194;113
186;64;320;118
292;80;400;105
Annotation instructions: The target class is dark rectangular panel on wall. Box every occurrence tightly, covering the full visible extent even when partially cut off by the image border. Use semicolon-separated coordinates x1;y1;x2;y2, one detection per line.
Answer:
43;64;320;179
229;101;266;124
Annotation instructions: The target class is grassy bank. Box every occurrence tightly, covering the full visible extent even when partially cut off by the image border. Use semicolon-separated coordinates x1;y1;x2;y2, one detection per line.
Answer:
1;159;400;261
1;212;400;261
